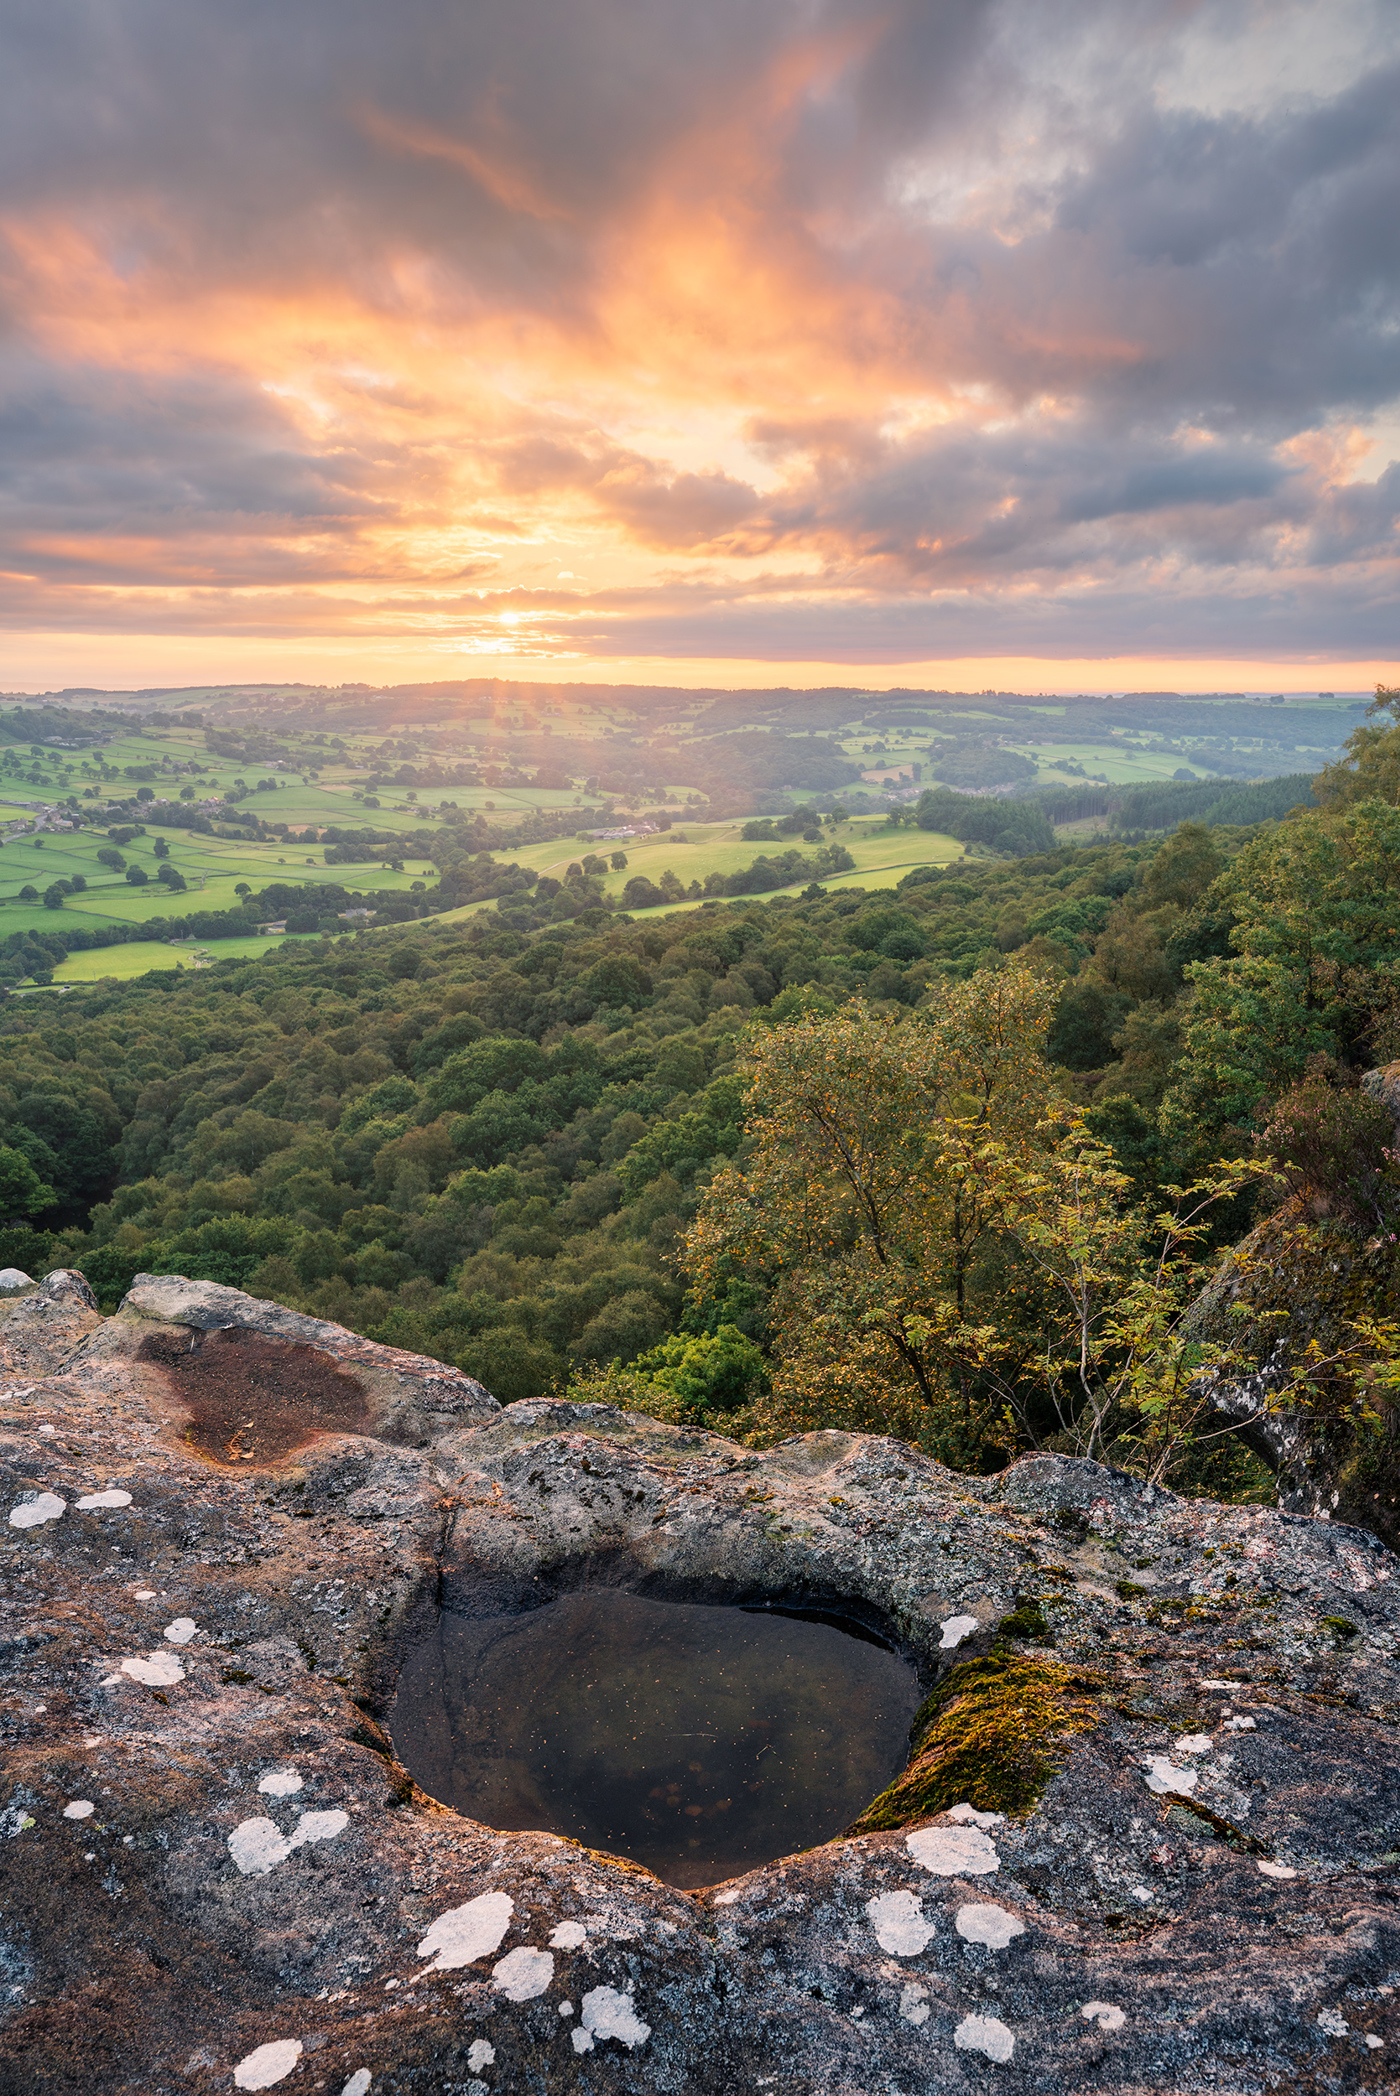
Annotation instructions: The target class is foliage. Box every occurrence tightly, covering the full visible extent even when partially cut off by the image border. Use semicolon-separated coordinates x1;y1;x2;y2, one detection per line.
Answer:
684;973;1056;1461
0;1142;57;1217
1166;799;1400;1139
1;789;1396;1515
1315;685;1400;811
683;985;1273;1480
914;788;1054;856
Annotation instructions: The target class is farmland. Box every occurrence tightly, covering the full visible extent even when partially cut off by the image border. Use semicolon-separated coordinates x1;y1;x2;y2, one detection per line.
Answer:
0;676;1352;985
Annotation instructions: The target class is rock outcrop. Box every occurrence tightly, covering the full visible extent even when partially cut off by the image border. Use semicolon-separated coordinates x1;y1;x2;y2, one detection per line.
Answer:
2;1273;1398;2092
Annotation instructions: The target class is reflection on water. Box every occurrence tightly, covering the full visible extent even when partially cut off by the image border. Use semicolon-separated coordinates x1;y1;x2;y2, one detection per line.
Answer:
390;1590;920;1888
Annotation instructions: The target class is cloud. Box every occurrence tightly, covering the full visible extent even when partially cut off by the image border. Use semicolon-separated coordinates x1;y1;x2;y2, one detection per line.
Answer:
0;0;1394;671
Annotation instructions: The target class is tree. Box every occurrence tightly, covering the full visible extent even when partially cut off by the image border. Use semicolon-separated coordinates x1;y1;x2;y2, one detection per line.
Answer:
682;976;1279;1481
0;1143;56;1217
1315;685;1400;809
95;848;125;871
125;865;149;886
1165;798;1400;1140
153;838;170;859
610;851;628;870
684;971;1056;1456
41;884;65;909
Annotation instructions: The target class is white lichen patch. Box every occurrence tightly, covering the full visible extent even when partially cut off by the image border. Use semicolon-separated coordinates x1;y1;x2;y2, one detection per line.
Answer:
62;1801;95;1821
1142;1755;1197;1796
898;1982;931;2027
866;1889;936;1956
1317;2007;1350;2037
466;2040;495;2072
341;2074;372;2096
948;1803;1004;1829
907;1825;1000;1876
954;1903;1025;1949
133;1589;156;1601
1226;1715;1257;1731
1173;1734;1212;1755
9;1493;65;1529
549;1920;587;1949
1082;2001;1126;2031
570;1985;650;2054
228;1819;293;1877
120;1651;185;1687
939;1614;979;1649
163;1618;197;1645
289;1809;349;1850
258;1770;303;1798
1257;1860;1297;1879
75;1490;132;1510
417;1890;514;1973
954;2011;1015;2063
233;2037;304;2089
492;1945;554;2001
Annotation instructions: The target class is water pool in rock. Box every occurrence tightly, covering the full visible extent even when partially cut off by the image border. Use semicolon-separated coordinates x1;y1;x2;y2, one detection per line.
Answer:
390;1590;921;1888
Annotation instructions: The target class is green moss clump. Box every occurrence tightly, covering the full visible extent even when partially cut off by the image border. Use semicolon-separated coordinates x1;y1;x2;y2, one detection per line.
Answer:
1321;1614;1359;1639
846;1652;1103;1834
997;1599;1056;1645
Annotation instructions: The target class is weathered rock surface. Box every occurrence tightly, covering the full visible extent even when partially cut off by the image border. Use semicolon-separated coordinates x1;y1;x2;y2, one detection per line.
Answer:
2;1274;1399;2093
0;1266;102;1377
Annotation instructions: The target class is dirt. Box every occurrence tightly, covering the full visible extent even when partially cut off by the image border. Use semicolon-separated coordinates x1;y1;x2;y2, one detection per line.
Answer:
137;1323;375;1464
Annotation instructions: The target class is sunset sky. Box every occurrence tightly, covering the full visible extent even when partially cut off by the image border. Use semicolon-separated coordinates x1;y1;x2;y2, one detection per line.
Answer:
1;0;1396;694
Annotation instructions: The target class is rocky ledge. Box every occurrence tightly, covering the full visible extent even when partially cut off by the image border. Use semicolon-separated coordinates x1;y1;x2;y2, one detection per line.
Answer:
2;1272;1398;2094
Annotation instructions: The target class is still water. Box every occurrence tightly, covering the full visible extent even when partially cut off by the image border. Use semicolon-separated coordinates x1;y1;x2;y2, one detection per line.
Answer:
391;1590;920;1888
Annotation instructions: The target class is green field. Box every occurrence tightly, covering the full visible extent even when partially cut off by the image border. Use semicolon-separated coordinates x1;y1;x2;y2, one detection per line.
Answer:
0;819;440;936
50;932;322;982
429;813;966;927
0;682;1347;984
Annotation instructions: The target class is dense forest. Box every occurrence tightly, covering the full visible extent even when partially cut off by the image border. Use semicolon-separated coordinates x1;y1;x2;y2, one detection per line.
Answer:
4;691;1399;1520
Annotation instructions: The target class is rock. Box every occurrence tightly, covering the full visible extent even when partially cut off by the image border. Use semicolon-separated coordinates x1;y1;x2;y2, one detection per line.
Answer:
0;1267;33;1292
0;1268;106;1377
2;1276;1398;2091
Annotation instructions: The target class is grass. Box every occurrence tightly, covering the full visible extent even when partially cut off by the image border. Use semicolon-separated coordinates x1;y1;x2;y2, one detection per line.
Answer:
1015;741;1213;785
0;823;441;933
51;932;323;982
428;815;966;928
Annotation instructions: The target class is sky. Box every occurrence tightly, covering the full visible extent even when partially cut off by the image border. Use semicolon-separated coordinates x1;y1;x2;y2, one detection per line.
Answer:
0;0;1397;695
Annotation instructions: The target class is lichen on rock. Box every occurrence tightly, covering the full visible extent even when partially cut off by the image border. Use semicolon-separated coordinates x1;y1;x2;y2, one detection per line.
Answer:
1;1273;1398;2091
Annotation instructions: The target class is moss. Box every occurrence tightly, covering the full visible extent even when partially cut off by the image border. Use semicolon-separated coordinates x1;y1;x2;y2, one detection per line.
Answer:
1320;1614;1359;1639
846;1652;1103;1833
996;1599;1056;1645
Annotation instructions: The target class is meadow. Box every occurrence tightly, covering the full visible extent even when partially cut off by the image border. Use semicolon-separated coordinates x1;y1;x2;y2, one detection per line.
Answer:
0;679;1354;984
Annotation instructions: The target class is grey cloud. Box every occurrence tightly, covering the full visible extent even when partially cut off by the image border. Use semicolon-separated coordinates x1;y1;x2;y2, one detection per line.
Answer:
0;0;1395;660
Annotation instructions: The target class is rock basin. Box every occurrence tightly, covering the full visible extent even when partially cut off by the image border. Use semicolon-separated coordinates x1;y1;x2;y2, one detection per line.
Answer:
1;1271;1398;2091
